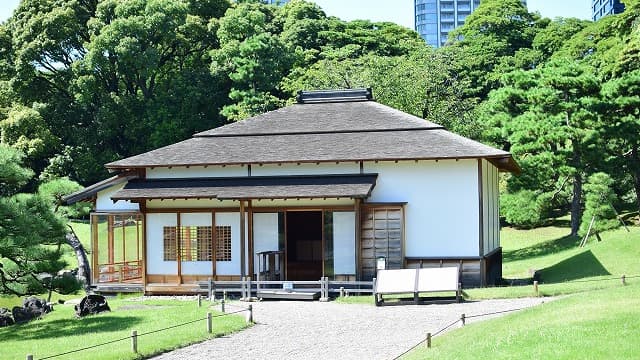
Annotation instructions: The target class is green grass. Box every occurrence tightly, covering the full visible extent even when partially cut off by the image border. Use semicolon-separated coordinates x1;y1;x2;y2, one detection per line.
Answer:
401;282;640;359
337;223;640;304
0;297;248;360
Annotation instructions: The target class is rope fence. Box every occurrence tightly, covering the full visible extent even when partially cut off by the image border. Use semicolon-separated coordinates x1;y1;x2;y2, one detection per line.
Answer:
30;303;253;360
392;274;637;359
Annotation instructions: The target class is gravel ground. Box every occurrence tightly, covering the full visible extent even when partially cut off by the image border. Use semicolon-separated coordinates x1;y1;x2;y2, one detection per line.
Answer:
151;297;550;360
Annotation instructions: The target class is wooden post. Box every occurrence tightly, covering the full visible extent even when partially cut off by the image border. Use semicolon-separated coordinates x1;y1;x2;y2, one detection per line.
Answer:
426;333;432;348
208;277;213;301
246;304;253;323
221;298;225;313
223;290;227;302
339;287;345;297
26;355;33;360
131;330;138;353
240;201;246;278
533;280;539;296
197;294;202;307
622;274;626;286
247;276;252;300
207;312;212;333
460;313;466;327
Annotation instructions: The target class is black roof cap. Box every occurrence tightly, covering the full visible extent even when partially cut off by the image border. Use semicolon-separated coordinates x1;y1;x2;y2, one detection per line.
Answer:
297;88;373;104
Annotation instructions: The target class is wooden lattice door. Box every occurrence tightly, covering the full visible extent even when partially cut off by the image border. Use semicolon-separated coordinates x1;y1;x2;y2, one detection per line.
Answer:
360;205;404;280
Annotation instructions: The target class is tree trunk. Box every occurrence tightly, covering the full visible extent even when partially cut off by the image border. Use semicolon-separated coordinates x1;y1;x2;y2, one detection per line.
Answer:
631;145;640;222
66;225;92;293
570;173;583;236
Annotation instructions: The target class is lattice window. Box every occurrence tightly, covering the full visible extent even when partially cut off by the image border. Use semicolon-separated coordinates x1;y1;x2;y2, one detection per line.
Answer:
163;227;177;261
196;227;212;261
216;225;232;261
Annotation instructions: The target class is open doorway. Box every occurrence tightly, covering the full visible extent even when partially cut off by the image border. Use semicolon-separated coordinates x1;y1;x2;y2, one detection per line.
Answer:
286;211;323;280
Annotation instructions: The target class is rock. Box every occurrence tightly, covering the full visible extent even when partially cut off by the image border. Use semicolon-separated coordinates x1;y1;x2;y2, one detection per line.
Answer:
0;308;14;327
12;306;31;324
75;295;111;317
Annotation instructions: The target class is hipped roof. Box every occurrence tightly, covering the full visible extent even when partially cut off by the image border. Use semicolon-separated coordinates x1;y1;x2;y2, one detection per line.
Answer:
110;174;378;201
106;99;519;173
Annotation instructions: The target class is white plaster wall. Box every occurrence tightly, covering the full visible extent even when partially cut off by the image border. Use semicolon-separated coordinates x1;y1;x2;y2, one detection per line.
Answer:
146;199;238;209
96;184;139;211
364;160;479;257
333;211;356;275
252;198;354;207
252;213;280;275
215;212;241;276
146;165;248;179
251;162;360;176
147;213;177;274
180;213;213;275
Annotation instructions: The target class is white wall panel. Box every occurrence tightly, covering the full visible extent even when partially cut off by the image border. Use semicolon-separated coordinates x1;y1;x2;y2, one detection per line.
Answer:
146;165;247;179
96;184;139;211
252;198;354;207
252;213;280;275
333;212;356;275
180;213;213;275
146;213;177;274
364;160;479;257
215;212;241;275
251;162;359;176
146;199;237;209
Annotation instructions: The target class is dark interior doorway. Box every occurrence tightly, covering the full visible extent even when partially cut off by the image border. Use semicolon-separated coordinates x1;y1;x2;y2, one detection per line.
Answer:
286;211;323;280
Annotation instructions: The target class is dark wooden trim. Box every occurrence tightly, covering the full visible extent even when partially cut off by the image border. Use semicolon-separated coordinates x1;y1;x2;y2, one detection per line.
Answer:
405;255;484;261
354;198;362;281
140;203;148;290
107;156;516;172
478;159;484;257
211;211;217;278
362;202;408;207
252;205;354;212
239;201;246;278
145;207;240;213
176;212;182;285
247;200;254;278
91;215;99;285
284;212;288;280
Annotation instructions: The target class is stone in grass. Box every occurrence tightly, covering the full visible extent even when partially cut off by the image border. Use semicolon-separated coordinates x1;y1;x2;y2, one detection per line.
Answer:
0;307;14;327
75;294;111;317
12;297;53;323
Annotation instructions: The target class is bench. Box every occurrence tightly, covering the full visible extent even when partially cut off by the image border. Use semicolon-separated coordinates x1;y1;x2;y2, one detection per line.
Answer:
374;267;462;306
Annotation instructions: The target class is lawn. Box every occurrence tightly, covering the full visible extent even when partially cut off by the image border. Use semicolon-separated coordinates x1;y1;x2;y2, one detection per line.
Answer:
0;296;248;360
337;223;640;303
401;282;640;359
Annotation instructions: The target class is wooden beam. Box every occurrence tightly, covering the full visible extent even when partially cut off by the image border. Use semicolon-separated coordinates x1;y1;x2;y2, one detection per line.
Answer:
212;211;216;279
107;215;114;265
91;215;99;284
478;159;484;257
177;212;182;285
140;203;148;291
240;201;246;278
247;200;254;279
354;198;362;281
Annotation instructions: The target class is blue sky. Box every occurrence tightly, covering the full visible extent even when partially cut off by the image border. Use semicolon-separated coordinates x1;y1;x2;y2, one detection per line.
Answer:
0;0;592;27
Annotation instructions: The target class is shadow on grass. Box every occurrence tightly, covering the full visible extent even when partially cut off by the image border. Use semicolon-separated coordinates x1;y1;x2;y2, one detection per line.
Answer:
504;234;580;262
0;314;143;341
540;250;610;283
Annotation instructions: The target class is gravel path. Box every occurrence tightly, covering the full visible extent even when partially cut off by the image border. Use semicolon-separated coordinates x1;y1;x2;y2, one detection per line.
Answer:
151;297;549;360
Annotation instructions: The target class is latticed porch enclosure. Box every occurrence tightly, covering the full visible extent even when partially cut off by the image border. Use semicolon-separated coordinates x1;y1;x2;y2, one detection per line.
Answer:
91;212;144;284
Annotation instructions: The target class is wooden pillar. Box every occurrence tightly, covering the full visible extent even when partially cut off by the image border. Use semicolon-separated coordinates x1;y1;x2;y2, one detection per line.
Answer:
247;200;254;279
91;215;99;284
478;159;484;257
211;211;217;280
177;212;182;284
140;202;148;290
240;201;246;278
107;215;114;264
354;198;362;281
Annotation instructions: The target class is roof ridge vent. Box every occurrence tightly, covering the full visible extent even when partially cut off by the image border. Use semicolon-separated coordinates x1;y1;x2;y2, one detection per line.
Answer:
297;88;373;104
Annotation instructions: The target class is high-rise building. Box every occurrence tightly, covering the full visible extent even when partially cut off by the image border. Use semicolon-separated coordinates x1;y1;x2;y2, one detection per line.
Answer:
592;0;625;21
415;0;527;48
